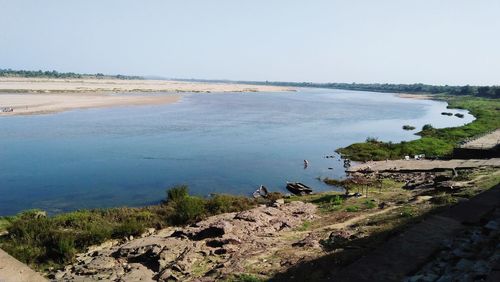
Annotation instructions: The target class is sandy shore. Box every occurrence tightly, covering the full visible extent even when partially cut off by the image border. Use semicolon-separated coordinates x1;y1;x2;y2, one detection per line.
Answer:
0;93;181;116
397;93;433;100
0;77;293;116
0;77;291;93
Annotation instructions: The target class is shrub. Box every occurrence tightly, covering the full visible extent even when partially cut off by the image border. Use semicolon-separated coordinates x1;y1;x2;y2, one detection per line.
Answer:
402;125;416;130
206;194;254;215
345;206;359;212
166;185;189;203
400;206;415;217
363;200;376;209
112;219;145;238
169;196;206;225
46;232;76;264
422;124;434;131
330;195;343;206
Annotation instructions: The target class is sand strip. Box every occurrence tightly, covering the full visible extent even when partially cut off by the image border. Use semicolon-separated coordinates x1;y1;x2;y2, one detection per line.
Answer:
0;93;181;116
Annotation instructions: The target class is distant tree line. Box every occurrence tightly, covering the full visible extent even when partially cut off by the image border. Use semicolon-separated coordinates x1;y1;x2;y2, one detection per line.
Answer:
261;82;500;98
175;78;500;99
0;68;143;80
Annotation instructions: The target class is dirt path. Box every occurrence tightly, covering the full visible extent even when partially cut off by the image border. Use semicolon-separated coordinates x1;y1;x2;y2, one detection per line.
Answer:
460;129;500;149
0;249;47;282
347;158;500;173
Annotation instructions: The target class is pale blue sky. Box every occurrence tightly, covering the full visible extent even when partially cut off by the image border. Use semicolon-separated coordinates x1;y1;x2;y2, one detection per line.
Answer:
1;0;499;85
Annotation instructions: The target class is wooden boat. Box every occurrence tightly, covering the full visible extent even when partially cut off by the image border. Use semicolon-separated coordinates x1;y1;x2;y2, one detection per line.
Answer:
253;185;269;198
286;182;313;195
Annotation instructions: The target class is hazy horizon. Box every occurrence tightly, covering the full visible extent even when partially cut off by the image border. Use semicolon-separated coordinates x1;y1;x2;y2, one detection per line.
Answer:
1;0;499;85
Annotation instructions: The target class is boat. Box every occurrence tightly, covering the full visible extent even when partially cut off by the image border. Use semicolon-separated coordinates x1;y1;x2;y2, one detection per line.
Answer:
253;185;269;198
286;182;313;196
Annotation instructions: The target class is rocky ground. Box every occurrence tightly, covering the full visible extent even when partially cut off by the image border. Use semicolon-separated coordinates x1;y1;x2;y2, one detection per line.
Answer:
52;201;317;281
36;168;500;281
404;208;500;282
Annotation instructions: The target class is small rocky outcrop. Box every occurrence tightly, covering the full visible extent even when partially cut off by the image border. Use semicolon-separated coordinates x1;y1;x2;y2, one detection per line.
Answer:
54;201;317;281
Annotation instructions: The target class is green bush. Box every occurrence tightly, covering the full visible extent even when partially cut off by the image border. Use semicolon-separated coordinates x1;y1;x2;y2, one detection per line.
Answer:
169;196;206;225
166;185;189;203
363;200;376;209
112;219;145;238
345;206;359;212
402;125;416;130
422;124;434;131
206;194;254;215
330;195;344;206
46;232;76;264
400;206;415;217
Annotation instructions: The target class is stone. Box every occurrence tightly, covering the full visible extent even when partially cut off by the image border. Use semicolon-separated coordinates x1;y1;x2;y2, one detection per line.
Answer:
455;258;474;271
120;263;155;281
55;201;318;281
485;220;499;231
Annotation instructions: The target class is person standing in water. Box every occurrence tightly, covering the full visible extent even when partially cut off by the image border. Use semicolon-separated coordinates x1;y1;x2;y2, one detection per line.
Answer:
304;159;309;169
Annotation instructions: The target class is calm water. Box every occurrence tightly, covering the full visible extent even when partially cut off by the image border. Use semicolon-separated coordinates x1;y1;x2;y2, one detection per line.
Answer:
0;88;473;215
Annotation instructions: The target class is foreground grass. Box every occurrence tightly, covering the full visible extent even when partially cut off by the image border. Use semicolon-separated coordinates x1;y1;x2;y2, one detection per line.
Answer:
337;96;500;161
0;186;256;270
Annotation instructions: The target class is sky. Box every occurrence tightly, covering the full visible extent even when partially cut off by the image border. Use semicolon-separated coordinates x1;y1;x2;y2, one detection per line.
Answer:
0;0;499;85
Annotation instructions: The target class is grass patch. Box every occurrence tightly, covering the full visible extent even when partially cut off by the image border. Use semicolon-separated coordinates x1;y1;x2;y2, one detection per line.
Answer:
400;206;416;217
295;221;312;231
337;96;500;160
345;206;359;212
363;200;377;209
431;193;458;205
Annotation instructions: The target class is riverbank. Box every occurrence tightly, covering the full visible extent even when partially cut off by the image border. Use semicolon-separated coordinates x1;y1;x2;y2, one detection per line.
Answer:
337;95;500;161
0;77;292;115
1;166;499;281
0;93;181;116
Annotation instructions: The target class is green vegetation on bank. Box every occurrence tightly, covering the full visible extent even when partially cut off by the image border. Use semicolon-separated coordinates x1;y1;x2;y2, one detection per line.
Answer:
0;68;142;80
0;186;255;270
337;96;500;161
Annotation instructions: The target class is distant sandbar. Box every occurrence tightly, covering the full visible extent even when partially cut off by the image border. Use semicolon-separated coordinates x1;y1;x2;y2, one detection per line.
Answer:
0;78;293;116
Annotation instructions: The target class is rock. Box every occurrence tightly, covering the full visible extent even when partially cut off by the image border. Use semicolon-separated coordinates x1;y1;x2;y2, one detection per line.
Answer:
57;201;318;281
273;199;285;207
53;271;65;280
436;275;453;282
84;256;117;272
292;234;320;248
120;263;155;281
484;220;499;231
455;258;474;271
472;260;490;275
158;269;179;281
